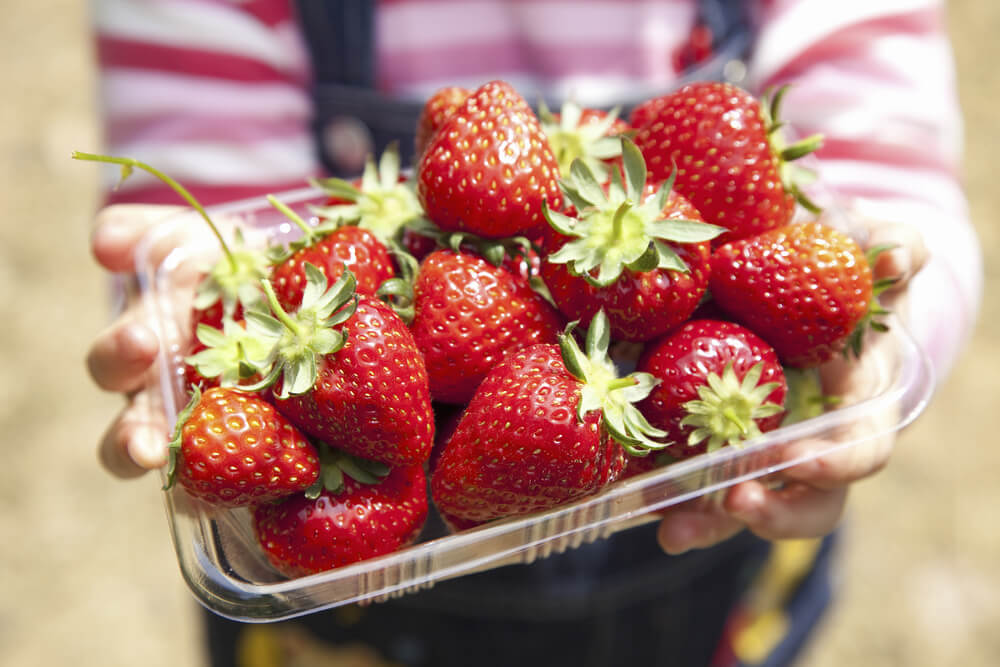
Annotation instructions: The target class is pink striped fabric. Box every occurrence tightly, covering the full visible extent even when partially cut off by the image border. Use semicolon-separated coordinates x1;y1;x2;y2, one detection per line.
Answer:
90;0;980;381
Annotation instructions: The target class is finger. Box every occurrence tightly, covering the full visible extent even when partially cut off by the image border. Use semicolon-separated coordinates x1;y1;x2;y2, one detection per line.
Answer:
777;434;893;491
725;480;847;541
865;220;928;289
656;502;745;555
98;391;170;478
91;204;186;272
87;314;160;393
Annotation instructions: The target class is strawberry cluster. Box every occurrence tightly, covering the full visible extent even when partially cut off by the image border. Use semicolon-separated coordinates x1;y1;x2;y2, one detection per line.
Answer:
76;79;894;580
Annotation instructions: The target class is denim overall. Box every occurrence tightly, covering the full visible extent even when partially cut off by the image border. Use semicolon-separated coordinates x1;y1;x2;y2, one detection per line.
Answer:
204;3;838;665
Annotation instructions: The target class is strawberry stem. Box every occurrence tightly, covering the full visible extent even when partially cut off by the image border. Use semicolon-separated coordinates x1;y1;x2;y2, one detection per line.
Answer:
71;151;238;272
261;279;303;336
267;194;316;243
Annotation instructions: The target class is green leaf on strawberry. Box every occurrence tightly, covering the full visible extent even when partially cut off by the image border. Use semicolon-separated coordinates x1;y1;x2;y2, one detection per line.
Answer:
559;310;669;456
679;361;785;452
309;142;428;246
242;264;359;397
544;137;725;287
538;99;625;183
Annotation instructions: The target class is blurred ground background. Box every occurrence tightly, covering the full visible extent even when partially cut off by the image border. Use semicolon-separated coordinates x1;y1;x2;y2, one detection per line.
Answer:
0;2;996;666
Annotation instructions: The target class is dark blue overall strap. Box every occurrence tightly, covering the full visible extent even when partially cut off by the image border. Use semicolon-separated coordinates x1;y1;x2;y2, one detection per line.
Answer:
294;0;753;174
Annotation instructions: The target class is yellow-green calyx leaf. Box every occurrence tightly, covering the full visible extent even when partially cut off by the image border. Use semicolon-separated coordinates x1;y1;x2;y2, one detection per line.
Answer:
192;228;270;316
545;137;724;287
559;310;669;456
539;99;625;182
309;142;428;246
679;362;785;453
241;263;358;398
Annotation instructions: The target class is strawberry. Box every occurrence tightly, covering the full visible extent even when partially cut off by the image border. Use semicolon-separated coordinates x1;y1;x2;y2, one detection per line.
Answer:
637;319;787;460
248;266;435;467
254;452;428;577
538;100;628;184
540;138;723;341
410;246;564;404
165;386;320;507
266;195;397;310
417;80;563;239
709;221;890;367
431;311;668;523
630;82;823;244
414;85;471;158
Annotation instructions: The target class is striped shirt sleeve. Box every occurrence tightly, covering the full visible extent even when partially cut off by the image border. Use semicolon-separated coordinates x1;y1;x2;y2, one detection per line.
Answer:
91;0;321;206
747;0;982;382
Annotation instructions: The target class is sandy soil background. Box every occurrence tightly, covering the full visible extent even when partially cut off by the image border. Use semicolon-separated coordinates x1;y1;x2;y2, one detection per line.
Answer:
0;2;996;666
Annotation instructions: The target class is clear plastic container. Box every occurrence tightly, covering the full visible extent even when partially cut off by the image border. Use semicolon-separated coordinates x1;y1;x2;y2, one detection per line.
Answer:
134;187;935;622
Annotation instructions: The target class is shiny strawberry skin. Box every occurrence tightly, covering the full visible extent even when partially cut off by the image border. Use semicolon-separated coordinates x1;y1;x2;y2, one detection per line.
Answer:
253;463;428;577
630;82;794;244
540;191;711;342
171;387;319;507
637;319;787;459
270;226;396;310
272;296;435;467
709;221;874;367
430;344;625;523
417;80;562;239
410;248;564;404
414;85;470;158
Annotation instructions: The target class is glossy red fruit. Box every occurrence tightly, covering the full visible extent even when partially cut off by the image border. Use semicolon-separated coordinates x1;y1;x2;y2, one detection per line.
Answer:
709;221;878;367
271;225;396;310
431;312;667;522
267;284;436;468
414;85;471;158
417;80;562;239
166;387;319;507
638;319;787;460
540;138;721;341
630;82;821;245
253;463;428;578
410;248;564;404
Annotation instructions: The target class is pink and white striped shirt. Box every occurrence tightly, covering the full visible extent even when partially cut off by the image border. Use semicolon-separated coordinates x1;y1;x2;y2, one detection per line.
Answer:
90;0;981;383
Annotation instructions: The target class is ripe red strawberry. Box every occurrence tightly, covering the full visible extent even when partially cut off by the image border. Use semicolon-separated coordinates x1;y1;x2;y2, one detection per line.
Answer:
248;266;435;467
253;456;428;578
165;386;319;507
540;138;723;341
417;80;563;239
414;85;471;158
431;311;668;523
267;195;397;310
637;319;787;460
630;82;822;244
410;246;564;404
709;221;888;367
538;100;629;184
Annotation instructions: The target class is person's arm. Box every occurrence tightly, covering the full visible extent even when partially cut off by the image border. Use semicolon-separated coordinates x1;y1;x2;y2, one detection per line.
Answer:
659;0;981;552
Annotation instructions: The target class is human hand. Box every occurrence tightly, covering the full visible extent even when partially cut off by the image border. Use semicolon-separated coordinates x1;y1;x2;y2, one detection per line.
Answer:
656;217;928;553
88;203;215;478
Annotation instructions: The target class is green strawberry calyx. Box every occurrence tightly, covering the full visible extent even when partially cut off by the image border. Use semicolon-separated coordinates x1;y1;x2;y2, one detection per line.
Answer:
560;310;670;456
305;443;391;499
308;142;429;247
843;243;899;358
538;100;625;183
185;318;276;387
544;137;724;287
240;264;359;398
679;362;785;453
163;385;204;491
762;85;825;214
71;151;269;318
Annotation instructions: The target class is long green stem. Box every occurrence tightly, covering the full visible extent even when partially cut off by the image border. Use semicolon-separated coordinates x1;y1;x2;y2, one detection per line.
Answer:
267;194;315;242
260;279;302;336
71;151;237;272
